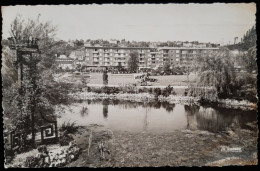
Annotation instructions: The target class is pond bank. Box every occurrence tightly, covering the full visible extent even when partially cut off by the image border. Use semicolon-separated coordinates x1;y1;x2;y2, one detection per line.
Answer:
6;121;257;167
65;122;257;167
69;92;256;110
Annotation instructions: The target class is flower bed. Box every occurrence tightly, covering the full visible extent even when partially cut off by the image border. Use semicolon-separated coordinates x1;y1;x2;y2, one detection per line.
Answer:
6;141;80;168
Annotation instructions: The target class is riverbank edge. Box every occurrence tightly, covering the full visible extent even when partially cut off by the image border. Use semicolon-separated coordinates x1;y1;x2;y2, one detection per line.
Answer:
69;92;257;110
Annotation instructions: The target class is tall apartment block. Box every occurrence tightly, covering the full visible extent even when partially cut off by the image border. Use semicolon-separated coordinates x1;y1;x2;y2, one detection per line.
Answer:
85;47;153;69
84;46;219;69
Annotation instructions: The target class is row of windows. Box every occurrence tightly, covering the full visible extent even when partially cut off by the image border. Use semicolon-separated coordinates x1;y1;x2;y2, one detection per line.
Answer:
87;49;151;53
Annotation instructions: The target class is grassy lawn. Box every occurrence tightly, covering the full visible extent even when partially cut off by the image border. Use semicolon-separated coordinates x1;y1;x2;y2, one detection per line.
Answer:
54;72;197;96
88;73;197;86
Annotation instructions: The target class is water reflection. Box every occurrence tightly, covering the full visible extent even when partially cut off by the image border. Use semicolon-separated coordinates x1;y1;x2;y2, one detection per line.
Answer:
80;106;88;117
184;104;200;130
185;104;257;132
58;100;257;133
87;99;176;113
102;100;109;119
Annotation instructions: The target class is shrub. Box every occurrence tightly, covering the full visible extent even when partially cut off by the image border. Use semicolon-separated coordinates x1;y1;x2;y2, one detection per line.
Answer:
91;87;102;94
154;88;161;97
59;121;78;146
101;86;110;94
138;88;144;93
142;87;150;93
60;120;78;134
111;87;120;94
184;88;189;96
161;85;176;97
119;84;137;94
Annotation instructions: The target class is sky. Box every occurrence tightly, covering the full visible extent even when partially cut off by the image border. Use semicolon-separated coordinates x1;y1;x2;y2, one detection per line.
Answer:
2;3;256;45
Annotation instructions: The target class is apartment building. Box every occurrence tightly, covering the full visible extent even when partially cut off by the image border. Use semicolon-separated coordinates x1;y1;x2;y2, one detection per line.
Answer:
157;47;219;67
85;46;154;69
60;46;220;70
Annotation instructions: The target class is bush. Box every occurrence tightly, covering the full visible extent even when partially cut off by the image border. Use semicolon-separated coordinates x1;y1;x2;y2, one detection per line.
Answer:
110;87;120;94
119;84;137;94
154;88;161;97
60;121;78;134
161;85;176;97
90;87;102;94
59;121;78;146
101;86;110;94
184;88;189;96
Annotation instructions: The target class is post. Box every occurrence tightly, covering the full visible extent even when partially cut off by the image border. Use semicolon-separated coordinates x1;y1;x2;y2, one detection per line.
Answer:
54;121;58;140
8;37;40;149
17;51;23;87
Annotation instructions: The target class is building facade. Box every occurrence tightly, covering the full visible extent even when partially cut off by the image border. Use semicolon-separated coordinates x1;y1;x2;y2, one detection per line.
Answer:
56;46;219;70
85;46;154;69
55;55;75;70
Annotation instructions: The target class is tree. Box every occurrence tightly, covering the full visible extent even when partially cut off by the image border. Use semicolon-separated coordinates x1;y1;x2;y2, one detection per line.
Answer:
3;14;71;149
241;25;256;50
128;51;139;73
9;14;57;71
74;39;84;47
189;47;237;101
237;46;257;73
103;68;108;85
163;62;171;75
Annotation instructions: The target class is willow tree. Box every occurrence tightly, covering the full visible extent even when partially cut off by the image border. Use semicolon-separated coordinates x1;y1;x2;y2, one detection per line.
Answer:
188;47;236;101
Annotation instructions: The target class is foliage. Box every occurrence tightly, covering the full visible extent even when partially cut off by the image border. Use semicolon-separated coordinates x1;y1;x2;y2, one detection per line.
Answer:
161;85;176;97
237;46;257;73
163;62;171;75
59;121;78;146
9;14;57;71
233;73;257;102
189;47;237;101
101;86;120;94
241;25;256;51
73;39;84;47
103;69;108;85
119;84;137;94
128;51;139;73
2;14;74;148
154;88;162;97
59;120;78;134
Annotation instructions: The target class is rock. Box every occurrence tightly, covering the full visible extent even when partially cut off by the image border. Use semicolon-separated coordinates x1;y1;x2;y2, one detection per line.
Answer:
215;134;222;138
245;122;258;131
61;158;66;163
70;155;75;160
37;145;48;153
227;130;235;136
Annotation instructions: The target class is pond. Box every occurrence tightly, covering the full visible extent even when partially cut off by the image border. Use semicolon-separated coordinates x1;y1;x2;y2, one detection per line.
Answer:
57;100;257;134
